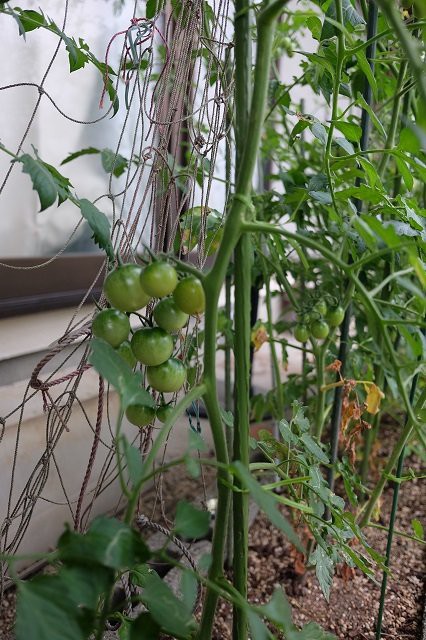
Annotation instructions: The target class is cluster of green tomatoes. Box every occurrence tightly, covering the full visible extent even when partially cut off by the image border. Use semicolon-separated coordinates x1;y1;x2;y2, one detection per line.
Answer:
92;260;205;427
293;299;345;343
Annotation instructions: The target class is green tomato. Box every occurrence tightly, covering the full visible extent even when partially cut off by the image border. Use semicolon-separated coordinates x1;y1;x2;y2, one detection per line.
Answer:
140;262;178;298
310;319;330;340
131;327;173;366
147;358;187;393
92;309;130;347
116;340;137;368
153;298;189;332
294;324;309;343
156;404;175;423
173;276;205;315
126;403;156;428
104;264;151;312
314;299;328;316
326;305;345;327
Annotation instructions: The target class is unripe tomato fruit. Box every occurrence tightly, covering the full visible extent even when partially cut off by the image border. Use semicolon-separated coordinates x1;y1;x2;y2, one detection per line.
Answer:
314;299;328;316
140;262;178;298
153;298;189;332
294;324;309;343
126;403;156;427
116;340;137;368
156;404;175;423
92;309;130;347
131;327;173;366
326;305;345;327
104;264;151;312
173;276;205;315
310;319;330;340
147;358;187;393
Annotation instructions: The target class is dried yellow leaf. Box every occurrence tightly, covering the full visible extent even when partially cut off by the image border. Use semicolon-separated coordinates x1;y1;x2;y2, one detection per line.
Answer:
364;383;385;415
251;324;268;351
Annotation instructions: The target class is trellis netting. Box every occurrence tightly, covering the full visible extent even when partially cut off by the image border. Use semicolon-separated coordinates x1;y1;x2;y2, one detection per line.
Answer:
0;0;233;590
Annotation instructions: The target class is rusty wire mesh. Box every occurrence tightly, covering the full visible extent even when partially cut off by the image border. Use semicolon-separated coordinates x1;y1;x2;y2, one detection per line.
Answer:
0;0;233;592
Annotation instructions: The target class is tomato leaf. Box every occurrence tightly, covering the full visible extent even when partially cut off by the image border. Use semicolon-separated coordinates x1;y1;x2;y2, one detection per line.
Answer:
101;148;129;178
58;517;150;569
16;153;66;211
89;338;155;409
300;433;329;464
16;576;86;640
130;612;161;639
61;147;101;165
309;545;334;601
121;435;144;487
141;572;197;638
77;198;114;261
174;500;210;539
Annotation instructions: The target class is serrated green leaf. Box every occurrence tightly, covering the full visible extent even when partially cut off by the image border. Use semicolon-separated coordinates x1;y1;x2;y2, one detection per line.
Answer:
174;501;210;539
16;575;86;640
121;436;144;487
311;122;328;146
89;338;155;409
309;190;333;205
394;156;414;190
142;572;196;638
334;136;355;155
321;0;365;41
333;120;362;142
290;120;309;145
309;545;334;600
101;148;129;178
248;610;274;639
61;147;101;165
60;565;113;611
77;198;114;260
180;570;198;613
354;49;378;101
399;127;421;154
17;9;46;34
59;517;150;569
220;407;234;427
17;153;58;211
258;588;293;629
130;612;161;640
356;93;386;140
233;462;303;552
300;433;329;463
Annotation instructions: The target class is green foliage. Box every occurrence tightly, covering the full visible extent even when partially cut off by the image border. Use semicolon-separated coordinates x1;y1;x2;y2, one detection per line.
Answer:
174;500;210;539
89;338;155;410
77;199;114;260
16;150;72;210
1;6;119;113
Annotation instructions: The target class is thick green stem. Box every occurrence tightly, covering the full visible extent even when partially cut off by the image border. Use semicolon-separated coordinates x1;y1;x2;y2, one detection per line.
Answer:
197;3;289;636
313;348;326;439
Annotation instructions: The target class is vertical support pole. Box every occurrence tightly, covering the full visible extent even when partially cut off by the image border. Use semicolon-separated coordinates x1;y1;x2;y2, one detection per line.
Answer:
375;360;422;638
232;0;252;636
326;0;378;493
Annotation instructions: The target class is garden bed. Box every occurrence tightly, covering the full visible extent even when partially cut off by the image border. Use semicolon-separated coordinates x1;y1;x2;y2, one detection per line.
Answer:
0;425;424;640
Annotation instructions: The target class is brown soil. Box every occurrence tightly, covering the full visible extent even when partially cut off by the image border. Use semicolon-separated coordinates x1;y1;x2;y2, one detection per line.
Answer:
212;438;425;639
0;429;424;640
